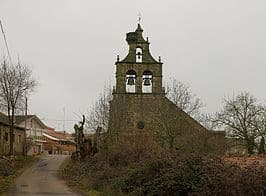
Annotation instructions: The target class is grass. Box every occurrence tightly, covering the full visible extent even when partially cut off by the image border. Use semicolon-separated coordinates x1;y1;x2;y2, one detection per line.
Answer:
0;155;39;194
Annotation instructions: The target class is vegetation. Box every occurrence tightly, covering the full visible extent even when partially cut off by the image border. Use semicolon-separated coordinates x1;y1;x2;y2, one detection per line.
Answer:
0;156;38;193
213;92;266;154
0;59;37;155
166;78;204;118
61;141;266;195
65;85;266;195
86;83;112;132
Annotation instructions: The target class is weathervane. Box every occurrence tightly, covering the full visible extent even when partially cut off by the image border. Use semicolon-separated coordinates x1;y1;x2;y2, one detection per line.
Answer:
137;13;142;23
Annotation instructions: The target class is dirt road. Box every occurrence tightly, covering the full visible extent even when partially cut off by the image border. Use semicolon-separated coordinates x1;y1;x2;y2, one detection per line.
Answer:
8;155;80;196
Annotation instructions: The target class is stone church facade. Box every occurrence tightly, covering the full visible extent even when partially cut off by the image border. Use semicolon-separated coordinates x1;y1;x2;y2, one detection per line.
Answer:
108;24;225;153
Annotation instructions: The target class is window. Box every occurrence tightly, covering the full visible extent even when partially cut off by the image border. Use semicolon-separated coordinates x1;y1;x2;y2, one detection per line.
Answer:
142;70;152;93
17;135;22;143
4;132;8;142
126;70;137;93
136;47;142;63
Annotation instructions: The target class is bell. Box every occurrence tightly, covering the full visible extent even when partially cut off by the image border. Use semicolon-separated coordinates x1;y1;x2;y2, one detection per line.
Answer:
127;77;135;85
136;52;142;59
143;78;151;86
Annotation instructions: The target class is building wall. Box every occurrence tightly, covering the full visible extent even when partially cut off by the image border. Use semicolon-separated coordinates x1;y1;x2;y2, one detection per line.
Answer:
17;117;45;155
17;118;43;138
0;124;10;155
43;137;75;155
13;129;25;155
0;124;25;155
108;94;225;154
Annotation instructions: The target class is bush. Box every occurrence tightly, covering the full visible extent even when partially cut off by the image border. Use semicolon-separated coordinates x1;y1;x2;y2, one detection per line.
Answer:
115;155;266;196
0;156;37;194
62;136;266;196
0;159;13;177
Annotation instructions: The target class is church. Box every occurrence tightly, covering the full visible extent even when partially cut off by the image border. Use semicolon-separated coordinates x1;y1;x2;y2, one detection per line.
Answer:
108;23;225;153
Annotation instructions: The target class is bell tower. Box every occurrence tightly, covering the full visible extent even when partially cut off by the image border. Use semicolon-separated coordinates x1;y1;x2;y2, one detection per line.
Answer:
109;23;165;135
114;24;163;95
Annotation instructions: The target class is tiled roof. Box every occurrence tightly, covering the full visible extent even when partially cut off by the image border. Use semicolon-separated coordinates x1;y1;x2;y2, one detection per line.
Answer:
0;112;10;125
43;128;74;142
14;115;35;124
0;112;25;130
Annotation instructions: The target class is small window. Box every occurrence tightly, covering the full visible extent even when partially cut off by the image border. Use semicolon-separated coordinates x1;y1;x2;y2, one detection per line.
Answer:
137;121;145;129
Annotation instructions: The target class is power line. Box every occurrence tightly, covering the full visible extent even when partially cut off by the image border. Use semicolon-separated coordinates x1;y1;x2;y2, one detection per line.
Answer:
0;19;12;63
42;118;77;122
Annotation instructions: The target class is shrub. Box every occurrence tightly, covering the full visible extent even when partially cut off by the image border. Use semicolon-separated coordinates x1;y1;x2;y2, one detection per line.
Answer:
0;159;13;177
115;155;266;196
62;136;266;196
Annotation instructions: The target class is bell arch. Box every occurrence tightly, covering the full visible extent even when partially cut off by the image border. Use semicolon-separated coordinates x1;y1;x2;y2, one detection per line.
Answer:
136;47;143;63
126;70;137;93
142;70;152;93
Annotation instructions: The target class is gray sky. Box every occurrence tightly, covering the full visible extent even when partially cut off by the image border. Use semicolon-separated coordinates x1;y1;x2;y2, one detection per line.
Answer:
1;0;266;131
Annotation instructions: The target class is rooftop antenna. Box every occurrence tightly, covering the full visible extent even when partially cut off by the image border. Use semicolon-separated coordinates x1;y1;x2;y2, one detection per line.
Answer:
63;107;66;131
0;19;12;64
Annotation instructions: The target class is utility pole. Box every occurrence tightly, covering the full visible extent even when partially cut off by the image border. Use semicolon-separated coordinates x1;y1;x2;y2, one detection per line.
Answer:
0;19;12;64
24;97;28;156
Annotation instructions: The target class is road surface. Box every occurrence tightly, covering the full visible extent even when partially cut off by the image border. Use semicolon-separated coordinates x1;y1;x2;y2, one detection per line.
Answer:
8;155;80;196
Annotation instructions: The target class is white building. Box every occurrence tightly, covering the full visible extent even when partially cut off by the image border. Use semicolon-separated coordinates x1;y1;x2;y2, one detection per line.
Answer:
15;115;47;155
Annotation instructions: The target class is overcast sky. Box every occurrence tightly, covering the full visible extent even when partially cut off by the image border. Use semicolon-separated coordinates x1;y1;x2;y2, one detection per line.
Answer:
0;0;266;131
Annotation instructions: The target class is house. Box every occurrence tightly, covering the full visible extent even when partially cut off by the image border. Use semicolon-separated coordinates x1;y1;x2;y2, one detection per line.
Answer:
0;112;26;155
14;115;47;155
42;128;75;155
226;137;247;155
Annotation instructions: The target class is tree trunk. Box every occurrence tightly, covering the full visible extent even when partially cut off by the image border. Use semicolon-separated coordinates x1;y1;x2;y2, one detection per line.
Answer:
246;137;255;155
9;111;14;155
258;137;265;154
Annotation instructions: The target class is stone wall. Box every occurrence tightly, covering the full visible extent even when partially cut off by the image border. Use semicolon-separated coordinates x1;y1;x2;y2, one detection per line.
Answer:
0;124;25;156
108;93;226;154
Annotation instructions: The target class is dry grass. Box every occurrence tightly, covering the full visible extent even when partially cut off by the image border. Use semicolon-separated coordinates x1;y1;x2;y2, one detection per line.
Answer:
224;155;266;168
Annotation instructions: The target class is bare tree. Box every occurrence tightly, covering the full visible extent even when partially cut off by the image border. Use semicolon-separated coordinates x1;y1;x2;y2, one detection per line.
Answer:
197;113;217;130
147;97;208;154
213;92;264;154
252;109;266;154
150;101;188;151
165;78;215;130
166;78;204;119
0;59;37;155
86;83;112;132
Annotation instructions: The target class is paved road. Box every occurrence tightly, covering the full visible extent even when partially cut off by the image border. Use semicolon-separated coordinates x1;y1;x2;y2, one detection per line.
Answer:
8;155;80;196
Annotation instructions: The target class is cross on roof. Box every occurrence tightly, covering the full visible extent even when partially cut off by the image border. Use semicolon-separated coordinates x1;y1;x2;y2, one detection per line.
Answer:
137;13;142;23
